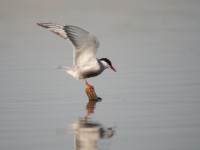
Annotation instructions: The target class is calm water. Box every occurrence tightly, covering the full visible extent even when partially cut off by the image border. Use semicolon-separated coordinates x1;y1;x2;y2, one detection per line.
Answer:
1;0;200;150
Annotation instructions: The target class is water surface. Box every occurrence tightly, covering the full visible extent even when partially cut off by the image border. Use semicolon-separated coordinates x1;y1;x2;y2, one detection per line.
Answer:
0;0;200;150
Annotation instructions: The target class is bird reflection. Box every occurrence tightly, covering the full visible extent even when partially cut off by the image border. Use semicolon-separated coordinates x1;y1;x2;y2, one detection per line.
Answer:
69;86;115;150
71;118;115;150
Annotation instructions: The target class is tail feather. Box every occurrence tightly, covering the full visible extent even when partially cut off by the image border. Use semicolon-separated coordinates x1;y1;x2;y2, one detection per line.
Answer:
54;66;69;71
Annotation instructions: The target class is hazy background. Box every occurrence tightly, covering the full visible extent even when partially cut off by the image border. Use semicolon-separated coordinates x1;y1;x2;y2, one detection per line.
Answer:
0;0;200;150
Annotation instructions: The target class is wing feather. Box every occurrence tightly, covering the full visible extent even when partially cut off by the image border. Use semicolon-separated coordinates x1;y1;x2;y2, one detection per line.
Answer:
37;22;99;66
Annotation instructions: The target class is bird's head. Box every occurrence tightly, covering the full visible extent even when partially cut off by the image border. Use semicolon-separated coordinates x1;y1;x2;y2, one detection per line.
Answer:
99;58;116;72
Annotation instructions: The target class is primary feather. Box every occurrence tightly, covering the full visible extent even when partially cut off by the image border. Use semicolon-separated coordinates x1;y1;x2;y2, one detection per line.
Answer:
37;22;100;66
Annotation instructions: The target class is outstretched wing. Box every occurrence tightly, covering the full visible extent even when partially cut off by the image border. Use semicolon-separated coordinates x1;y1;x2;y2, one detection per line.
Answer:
37;22;100;66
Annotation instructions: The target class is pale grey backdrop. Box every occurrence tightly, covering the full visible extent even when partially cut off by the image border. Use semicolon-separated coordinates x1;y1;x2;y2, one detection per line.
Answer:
0;0;200;150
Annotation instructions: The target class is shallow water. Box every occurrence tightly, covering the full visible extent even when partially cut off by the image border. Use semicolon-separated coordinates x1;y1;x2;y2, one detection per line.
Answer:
0;0;200;150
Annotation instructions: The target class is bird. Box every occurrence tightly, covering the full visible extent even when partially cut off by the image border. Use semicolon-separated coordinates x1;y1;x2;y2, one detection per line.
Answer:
37;22;116;90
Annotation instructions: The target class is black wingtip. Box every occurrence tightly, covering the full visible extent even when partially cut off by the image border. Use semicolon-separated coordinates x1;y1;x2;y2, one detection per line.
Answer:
37;23;47;28
36;22;52;28
36;23;42;26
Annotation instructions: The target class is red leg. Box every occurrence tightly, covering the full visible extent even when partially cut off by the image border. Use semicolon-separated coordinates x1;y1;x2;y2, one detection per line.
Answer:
85;80;91;87
85;80;93;91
